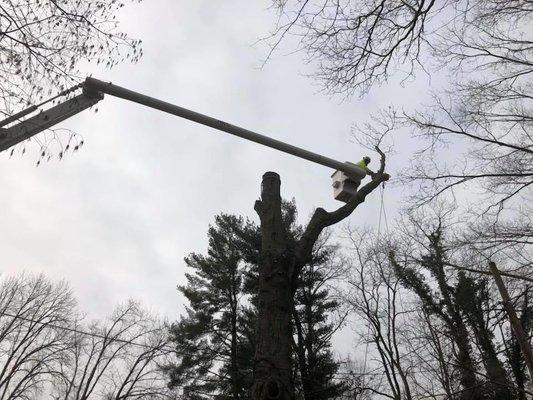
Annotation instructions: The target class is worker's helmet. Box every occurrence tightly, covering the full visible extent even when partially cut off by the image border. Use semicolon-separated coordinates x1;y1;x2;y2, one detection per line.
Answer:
363;156;371;164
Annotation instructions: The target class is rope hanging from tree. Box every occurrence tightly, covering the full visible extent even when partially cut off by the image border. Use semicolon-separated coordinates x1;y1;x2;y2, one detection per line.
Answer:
360;181;388;393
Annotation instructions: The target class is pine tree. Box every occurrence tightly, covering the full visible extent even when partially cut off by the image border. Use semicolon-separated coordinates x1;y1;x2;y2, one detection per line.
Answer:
293;240;347;400
165;214;256;400
165;202;346;400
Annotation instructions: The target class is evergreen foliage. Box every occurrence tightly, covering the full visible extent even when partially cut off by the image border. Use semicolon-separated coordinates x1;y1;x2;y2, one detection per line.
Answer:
166;214;255;400
166;202;345;400
293;244;347;400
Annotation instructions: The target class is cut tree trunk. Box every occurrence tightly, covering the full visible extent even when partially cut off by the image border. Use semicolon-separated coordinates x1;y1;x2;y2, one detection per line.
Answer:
251;161;389;400
252;172;294;400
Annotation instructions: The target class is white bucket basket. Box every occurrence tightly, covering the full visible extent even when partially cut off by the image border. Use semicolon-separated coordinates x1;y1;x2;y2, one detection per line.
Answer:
331;162;366;202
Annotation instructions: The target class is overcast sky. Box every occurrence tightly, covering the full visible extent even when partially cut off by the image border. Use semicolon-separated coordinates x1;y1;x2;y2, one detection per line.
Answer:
0;1;444;355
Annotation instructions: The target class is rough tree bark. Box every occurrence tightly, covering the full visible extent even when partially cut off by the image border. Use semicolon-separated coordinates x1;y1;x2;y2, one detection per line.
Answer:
252;171;294;400
252;150;389;400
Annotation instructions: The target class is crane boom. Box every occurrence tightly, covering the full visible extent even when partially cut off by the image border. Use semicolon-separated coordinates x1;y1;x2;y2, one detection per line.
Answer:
0;90;103;153
0;78;365;179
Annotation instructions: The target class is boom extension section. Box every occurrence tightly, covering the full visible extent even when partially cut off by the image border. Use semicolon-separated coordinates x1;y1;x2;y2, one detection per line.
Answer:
0;89;103;152
0;78;366;184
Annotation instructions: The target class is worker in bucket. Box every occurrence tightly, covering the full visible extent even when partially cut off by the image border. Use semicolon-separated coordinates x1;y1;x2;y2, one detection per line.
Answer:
356;156;375;178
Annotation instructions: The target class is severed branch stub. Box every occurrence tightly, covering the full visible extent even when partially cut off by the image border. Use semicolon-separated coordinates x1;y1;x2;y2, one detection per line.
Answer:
251;149;389;400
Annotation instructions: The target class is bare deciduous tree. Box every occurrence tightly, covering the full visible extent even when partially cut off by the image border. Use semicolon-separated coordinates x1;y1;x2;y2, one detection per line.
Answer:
0;0;143;159
0;0;142;114
51;301;173;400
0;273;75;400
343;228;415;400
0;273;173;400
338;205;533;399
265;0;441;96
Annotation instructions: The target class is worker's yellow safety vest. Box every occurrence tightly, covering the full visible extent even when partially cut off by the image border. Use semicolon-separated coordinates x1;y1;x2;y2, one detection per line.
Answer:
356;160;368;170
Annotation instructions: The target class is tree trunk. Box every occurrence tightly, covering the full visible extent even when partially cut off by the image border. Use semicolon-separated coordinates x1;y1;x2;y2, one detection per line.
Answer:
490;262;533;382
251;161;390;400
252;172;294;400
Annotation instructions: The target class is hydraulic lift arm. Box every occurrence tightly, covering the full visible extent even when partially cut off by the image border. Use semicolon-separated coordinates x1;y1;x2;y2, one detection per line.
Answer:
0;77;366;179
0;88;103;153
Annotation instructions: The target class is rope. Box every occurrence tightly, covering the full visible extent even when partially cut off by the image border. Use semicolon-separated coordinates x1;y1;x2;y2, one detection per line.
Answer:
377;182;389;236
361;182;389;389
